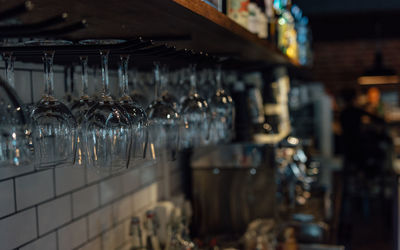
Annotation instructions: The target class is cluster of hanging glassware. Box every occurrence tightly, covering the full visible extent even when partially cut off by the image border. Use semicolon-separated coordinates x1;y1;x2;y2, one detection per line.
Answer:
0;39;235;173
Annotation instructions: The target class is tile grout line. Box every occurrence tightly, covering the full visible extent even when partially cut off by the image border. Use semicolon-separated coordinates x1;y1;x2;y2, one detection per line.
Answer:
29;70;34;103
12;177;17;213
52;168;57;197
35;205;39;238
0;168;37;182
14;227;58;249
86;216;90;246
56;228;60;250
70;193;74;219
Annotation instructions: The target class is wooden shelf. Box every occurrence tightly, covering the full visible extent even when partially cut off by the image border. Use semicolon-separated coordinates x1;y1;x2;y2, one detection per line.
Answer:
5;0;299;66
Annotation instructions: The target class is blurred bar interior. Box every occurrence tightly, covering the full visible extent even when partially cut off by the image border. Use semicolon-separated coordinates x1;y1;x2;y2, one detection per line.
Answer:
0;0;398;250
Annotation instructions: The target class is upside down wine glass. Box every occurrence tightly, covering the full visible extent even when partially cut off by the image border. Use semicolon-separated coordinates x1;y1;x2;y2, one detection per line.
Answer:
80;40;132;173
0;52;32;167
118;55;149;161
129;69;149;108
146;62;179;160
28;40;77;168
209;66;235;143
159;66;180;113
180;64;211;148
70;56;94;166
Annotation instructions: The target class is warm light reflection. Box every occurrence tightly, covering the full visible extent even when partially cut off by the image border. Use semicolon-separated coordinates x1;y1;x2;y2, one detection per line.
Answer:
78;148;82;165
287;136;299;145
263;123;272;131
358;75;400;85
297;196;306;205
150;143;156;160
93;146;98;161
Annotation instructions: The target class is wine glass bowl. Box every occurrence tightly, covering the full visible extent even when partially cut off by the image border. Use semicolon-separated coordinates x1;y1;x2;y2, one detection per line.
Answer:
146;99;179;159
26;40;77;168
71;56;95;166
208;67;235;144
82;100;132;172
180;92;211;148
210;88;235;143
79;40;132;172
179;65;212;148
118;55;149;161
146;62;180;160
30;96;77;168
0;78;32;167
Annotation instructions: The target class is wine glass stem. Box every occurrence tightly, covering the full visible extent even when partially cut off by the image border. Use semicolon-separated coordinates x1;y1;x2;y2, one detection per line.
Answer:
120;55;130;96
43;50;55;97
216;65;222;90
153;62;161;99
132;68;138;91
189;64;197;94
100;50;110;96
80;56;89;96
3;52;15;88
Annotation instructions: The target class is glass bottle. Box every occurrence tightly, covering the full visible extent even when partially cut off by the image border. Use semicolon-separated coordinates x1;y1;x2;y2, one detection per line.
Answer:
130;217;144;250
145;210;161;250
166;208;195;250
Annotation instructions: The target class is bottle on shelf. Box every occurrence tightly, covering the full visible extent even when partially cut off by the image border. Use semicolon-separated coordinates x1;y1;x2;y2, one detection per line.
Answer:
257;2;268;39
291;4;312;66
130;217;145;250
145;210;161;250
165;207;195;250
264;0;277;44
227;0;250;28
248;0;268;39
274;0;298;60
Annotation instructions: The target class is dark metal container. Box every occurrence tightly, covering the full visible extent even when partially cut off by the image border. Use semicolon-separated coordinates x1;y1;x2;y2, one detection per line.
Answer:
190;143;277;237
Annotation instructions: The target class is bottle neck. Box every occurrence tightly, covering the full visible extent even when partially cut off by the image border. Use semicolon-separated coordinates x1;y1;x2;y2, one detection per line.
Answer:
130;224;143;248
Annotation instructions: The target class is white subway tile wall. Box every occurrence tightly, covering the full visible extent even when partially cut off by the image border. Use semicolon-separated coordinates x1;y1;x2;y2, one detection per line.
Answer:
0;63;183;250
76;237;101;250
72;184;100;218
102;220;129;250
15;170;54;210
38;195;72;235
0;208;37;249
0;164;35;181
121;167;141;194
58;217;88;250
0;179;15;217
55;167;86;196
99;175;124;205
20;232;57;250
112;196;132;224
88;205;113;239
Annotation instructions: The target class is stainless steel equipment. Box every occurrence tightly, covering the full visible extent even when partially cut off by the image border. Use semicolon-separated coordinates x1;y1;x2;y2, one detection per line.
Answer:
190;143;277;237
